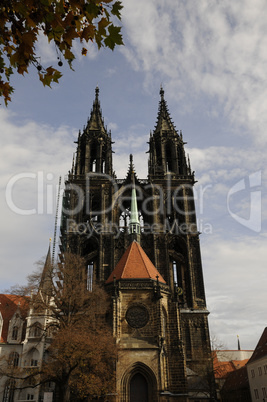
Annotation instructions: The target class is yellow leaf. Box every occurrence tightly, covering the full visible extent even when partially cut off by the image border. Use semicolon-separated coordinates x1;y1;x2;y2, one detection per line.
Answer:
81;25;95;42
21;31;36;48
81;47;87;56
64;48;75;61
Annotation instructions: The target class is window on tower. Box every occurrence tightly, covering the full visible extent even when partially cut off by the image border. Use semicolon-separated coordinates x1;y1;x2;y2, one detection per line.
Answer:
165;142;173;172
29;322;42;338
87;262;94;291
173;261;178;285
92;160;96;172
11;326;18;340
119;209;130;232
8;352;19;367
155;143;162;167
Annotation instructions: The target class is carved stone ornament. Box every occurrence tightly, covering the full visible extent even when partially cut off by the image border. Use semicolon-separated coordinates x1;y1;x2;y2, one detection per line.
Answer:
126;305;149;328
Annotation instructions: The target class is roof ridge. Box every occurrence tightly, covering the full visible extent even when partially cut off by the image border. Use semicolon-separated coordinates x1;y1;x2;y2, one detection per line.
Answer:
136;242;152;278
105;241;166;284
122;242;135;279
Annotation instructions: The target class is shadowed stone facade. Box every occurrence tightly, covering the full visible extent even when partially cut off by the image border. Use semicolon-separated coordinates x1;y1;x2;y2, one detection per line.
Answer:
60;87;214;401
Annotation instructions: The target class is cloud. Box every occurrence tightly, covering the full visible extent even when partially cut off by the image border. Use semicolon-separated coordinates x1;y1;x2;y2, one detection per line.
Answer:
108;122;119;131
35;33;57;64
0;110;76;290
202;234;267;349
122;0;267;144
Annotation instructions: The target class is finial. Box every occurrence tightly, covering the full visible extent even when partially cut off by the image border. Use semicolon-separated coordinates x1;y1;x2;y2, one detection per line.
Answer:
95;85;99;100
237;335;241;350
129;154;134;174
160;85;164;99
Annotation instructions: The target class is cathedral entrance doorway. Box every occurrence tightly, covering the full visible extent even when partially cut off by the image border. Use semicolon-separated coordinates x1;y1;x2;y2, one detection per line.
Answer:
130;373;148;402
121;362;157;402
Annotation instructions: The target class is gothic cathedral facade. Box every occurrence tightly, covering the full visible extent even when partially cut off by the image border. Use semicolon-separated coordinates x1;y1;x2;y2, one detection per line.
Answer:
60;87;213;401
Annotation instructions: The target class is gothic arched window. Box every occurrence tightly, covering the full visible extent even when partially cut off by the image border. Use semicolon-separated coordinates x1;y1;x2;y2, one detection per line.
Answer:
11;326;18;340
2;379;15;402
29;322;42;338
26;348;40;367
87;262;94;291
8;352;19;367
119;209;130;232
155;142;162;166
172;261;178;285
165;142;173;172
90;141;97;172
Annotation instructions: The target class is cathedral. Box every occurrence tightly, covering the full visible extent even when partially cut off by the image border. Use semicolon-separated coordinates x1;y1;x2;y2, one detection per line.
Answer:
0;87;214;401
60;87;214;401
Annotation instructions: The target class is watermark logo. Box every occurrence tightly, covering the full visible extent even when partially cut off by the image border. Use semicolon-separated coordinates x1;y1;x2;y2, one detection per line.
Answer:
66;218;213;238
227;171;261;232
5;170;262;233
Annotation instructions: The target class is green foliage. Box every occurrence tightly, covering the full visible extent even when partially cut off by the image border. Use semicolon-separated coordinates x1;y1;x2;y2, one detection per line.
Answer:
0;0;123;105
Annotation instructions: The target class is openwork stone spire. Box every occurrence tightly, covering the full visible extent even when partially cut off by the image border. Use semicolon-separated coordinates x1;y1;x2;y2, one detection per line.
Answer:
154;86;178;135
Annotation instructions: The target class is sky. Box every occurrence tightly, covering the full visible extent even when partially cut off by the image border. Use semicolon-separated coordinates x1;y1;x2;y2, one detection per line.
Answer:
0;0;266;350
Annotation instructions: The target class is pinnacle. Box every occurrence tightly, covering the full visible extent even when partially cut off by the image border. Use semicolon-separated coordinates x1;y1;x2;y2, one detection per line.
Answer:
154;87;178;135
86;86;106;133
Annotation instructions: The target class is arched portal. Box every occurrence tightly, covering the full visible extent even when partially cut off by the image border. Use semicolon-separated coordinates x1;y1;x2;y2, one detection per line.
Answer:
121;362;158;402
130;373;148;402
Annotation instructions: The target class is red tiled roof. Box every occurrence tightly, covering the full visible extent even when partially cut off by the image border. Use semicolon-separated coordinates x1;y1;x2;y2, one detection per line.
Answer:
0;294;29;343
247;327;267;364
106;241;166;284
214;359;235;379
214;357;249;379
231;359;249;369
213;351;250;380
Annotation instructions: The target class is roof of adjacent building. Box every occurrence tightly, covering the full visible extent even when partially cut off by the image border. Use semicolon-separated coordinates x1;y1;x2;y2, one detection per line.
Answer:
213;355;249;379
106;241;166;284
215;349;253;363
221;365;249;391
247;327;267;364
0;294;29;343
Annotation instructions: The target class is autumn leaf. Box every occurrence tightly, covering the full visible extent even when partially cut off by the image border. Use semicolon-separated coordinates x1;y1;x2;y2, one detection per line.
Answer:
0;81;13;106
81;47;87;56
81;25;95;42
0;0;124;105
17;64;28;75
111;1;123;20
104;25;123;50
98;17;110;37
64;48;75;61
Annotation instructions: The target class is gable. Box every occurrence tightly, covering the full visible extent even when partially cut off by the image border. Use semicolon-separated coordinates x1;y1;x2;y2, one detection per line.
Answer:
0;294;29;343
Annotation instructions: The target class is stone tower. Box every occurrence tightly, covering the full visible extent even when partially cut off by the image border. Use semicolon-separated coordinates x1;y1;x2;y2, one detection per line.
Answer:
60;87;213;401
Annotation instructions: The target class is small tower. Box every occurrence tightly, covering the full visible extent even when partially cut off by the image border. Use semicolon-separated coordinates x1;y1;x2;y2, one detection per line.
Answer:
148;87;189;177
22;243;55;401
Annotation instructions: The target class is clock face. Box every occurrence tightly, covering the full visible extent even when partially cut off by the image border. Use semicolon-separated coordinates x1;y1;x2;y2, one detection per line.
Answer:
126;305;149;329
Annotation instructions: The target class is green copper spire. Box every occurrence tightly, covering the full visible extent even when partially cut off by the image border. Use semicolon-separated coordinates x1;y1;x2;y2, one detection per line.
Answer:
129;155;141;242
